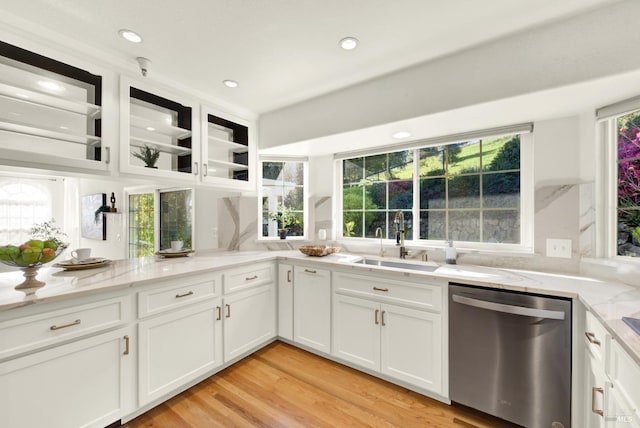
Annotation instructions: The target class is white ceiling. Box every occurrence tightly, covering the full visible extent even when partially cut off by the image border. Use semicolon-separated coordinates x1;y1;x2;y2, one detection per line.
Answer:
0;0;622;115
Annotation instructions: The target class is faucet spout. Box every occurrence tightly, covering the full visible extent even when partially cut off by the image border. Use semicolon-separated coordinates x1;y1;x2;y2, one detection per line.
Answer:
375;227;385;257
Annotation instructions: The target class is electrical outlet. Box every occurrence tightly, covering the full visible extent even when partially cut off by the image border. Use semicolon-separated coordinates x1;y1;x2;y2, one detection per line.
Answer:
546;238;572;258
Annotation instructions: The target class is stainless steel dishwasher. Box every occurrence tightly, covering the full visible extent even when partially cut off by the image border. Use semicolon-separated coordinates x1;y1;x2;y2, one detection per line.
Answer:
449;283;572;428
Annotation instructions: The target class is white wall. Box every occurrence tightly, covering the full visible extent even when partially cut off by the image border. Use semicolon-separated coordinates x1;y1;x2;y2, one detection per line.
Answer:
259;0;640;150
533;116;583;186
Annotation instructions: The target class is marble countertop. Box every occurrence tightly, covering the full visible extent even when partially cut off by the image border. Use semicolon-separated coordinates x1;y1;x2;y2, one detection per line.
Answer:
1;250;638;366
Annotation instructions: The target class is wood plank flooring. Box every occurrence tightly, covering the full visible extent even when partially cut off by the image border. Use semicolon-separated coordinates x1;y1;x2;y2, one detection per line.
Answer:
124;341;515;428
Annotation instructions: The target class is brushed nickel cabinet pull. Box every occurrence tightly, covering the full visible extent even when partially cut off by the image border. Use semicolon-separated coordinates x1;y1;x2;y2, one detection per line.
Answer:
194;161;199;175
105;146;111;164
50;319;81;331
585;332;601;346
225;304;231;318
591;386;604;416
246;275;258;281
175;291;194;298
375;309;379;325
287;270;292;283
216;306;222;321
304;269;317;274
203;163;208;177
381;311;386;326
123;335;130;355
373;287;389;292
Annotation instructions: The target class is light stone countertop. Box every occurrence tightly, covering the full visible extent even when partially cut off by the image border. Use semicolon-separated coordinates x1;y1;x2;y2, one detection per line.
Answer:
0;250;639;366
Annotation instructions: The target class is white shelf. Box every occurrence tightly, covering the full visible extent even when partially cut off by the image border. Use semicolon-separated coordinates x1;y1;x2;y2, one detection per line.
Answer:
0;81;101;118
208;135;248;152
131;115;191;139
208;158;249;171
130;137;192;155
0;119;101;145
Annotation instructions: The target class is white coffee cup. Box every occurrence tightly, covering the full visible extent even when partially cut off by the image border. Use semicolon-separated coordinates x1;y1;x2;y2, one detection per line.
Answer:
71;248;91;261
170;241;184;252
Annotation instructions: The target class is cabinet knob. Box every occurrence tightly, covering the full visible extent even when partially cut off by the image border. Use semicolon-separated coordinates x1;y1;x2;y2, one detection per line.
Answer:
123;335;130;355
374;309;379;325
381;310;386;326
216;306;222;321
225;304;231;318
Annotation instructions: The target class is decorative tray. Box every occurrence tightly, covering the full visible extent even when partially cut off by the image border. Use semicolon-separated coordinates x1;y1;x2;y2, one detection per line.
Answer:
298;245;341;257
155;249;195;258
54;257;112;271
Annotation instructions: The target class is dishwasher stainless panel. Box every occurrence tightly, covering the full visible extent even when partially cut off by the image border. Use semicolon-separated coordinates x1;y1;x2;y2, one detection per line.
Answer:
449;283;572;428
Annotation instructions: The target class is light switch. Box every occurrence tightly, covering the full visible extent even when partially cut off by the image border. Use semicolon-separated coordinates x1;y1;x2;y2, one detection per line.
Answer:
546;238;572;258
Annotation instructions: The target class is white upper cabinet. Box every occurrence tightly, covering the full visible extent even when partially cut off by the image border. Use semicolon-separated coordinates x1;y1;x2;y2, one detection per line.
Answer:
200;104;256;190
119;76;199;182
0;41;108;173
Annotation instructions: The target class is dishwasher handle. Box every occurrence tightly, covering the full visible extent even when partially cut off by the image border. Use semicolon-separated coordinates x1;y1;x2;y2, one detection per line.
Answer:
452;294;565;320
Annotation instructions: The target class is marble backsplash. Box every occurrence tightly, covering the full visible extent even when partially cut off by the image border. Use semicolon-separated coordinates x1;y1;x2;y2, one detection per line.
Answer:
218;183;600;275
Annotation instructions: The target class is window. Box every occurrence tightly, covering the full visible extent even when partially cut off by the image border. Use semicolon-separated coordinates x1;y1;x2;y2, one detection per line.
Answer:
0;178;54;244
338;127;529;249
128;188;193;258
596;97;640;258
615;110;640;256
260;160;307;238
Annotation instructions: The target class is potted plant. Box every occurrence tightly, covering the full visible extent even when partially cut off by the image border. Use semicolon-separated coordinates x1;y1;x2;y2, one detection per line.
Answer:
268;203;297;239
132;145;160;168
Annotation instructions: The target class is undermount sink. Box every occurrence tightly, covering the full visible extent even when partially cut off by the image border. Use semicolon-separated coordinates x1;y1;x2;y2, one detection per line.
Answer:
354;257;440;273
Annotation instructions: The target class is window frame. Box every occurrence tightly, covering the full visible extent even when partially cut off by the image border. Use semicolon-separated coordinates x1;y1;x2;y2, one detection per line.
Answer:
125;186;195;258
335;130;534;253
258;157;309;241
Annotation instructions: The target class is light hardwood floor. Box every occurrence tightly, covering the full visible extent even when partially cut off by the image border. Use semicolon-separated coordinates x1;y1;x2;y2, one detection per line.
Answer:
124;341;516;427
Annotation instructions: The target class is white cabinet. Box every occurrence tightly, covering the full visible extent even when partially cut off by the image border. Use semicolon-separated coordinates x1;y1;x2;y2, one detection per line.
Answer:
222;262;276;362
137;300;223;406
120;77;199;182
582;308;640;428
332;271;445;395
0;326;133;428
278;263;294;340
333;294;442;393
0;41;108;173
223;283;276;362
293;266;331;354
136;273;223;406
200;104;255;190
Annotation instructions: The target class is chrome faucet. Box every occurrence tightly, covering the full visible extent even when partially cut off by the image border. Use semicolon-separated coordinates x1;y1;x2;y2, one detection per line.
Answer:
375;227;385;257
394;210;408;258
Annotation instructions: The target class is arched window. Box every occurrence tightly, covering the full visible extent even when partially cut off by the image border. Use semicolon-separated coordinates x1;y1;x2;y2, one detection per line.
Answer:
0;180;52;244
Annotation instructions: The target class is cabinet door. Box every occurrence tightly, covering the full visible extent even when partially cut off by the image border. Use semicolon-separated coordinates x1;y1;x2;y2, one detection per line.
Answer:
0;328;133;428
380;303;442;393
278;263;294;340
293;266;331;354
584;350;608;428
224;283;276;362
333;294;380;371
138;299;223;406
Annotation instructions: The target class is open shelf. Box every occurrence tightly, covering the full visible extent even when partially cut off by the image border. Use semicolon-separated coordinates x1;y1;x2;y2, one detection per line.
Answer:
0;119;101;145
208;158;249;171
208;135;248;152
0;80;101;118
131;115;191;139
131;137;192;155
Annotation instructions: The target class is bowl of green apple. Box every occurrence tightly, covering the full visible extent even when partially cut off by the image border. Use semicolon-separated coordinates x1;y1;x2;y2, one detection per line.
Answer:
0;239;68;294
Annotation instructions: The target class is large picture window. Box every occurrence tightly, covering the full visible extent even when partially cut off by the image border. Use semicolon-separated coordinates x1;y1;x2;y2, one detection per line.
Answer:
340;129;525;247
616;111;640;256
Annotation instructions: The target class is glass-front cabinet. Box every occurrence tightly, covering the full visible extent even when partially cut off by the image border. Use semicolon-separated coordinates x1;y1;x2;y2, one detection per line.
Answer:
0;41;106;172
120;77;198;181
200;105;255;189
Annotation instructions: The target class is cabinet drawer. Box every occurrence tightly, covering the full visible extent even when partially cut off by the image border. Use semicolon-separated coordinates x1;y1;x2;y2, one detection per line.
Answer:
585;310;610;368
333;271;442;313
224;262;274;294
0;296;129;360
138;274;220;318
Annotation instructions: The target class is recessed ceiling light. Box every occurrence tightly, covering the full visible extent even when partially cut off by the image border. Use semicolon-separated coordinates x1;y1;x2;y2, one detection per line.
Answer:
119;29;143;43
339;37;359;50
37;80;65;92
146;126;156;131
393;131;412;139
223;80;239;88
